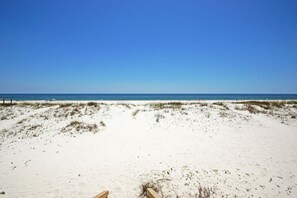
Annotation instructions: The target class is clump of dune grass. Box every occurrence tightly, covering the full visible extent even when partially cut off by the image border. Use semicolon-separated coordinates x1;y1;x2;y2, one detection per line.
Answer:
286;101;297;105
36;103;59;108
0;103;15;107
155;113;165;122
0;115;7;120
70;107;81;116
62;121;98;134
150;102;183;110
197;185;216;198
116;103;131;108
132;109;140;117
213;102;229;110
17;103;58;109
28;125;42;131
234;101;286;110
243;104;260;114
139;181;159;198
87;102;99;107
199;103;208;107
59;103;73;108
188;102;208;107
53;105;84;118
100;121;106;127
219;112;228;118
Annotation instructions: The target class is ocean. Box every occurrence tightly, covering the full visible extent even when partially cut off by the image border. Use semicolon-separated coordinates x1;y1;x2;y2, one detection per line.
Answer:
0;94;297;101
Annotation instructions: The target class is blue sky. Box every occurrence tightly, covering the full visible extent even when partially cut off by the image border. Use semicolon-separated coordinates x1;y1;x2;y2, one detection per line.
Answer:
0;0;296;93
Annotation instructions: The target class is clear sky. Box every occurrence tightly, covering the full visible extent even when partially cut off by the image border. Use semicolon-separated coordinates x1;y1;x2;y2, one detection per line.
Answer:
0;0;296;93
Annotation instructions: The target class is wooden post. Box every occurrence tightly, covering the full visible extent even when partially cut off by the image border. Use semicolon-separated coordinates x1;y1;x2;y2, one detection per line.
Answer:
10;99;12;105
93;191;109;198
147;188;161;198
2;99;4;104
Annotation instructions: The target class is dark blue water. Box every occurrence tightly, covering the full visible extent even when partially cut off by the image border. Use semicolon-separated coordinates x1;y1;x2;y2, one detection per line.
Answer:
0;94;297;101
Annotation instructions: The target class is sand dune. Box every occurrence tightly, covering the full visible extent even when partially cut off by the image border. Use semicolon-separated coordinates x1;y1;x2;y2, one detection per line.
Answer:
0;101;297;197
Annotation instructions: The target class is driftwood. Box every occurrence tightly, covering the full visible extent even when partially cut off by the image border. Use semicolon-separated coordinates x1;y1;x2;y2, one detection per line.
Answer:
147;188;162;198
93;191;109;198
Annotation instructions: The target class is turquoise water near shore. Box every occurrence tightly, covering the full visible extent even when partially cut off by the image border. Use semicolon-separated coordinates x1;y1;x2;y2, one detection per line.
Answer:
0;94;297;101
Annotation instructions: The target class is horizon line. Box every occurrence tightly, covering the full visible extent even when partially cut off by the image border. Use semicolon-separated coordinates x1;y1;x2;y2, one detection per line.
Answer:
1;93;297;95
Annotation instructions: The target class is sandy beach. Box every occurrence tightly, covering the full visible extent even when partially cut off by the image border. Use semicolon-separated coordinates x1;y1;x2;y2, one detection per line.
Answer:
0;100;297;197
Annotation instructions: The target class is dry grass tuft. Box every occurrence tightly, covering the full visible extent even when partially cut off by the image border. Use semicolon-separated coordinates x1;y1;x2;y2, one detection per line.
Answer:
132;110;140;117
155;113;165;122
197;185;215;198
62;121;98;134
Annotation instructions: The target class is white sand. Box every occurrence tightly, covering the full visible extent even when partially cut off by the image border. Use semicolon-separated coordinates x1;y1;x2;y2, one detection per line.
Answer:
0;101;297;197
